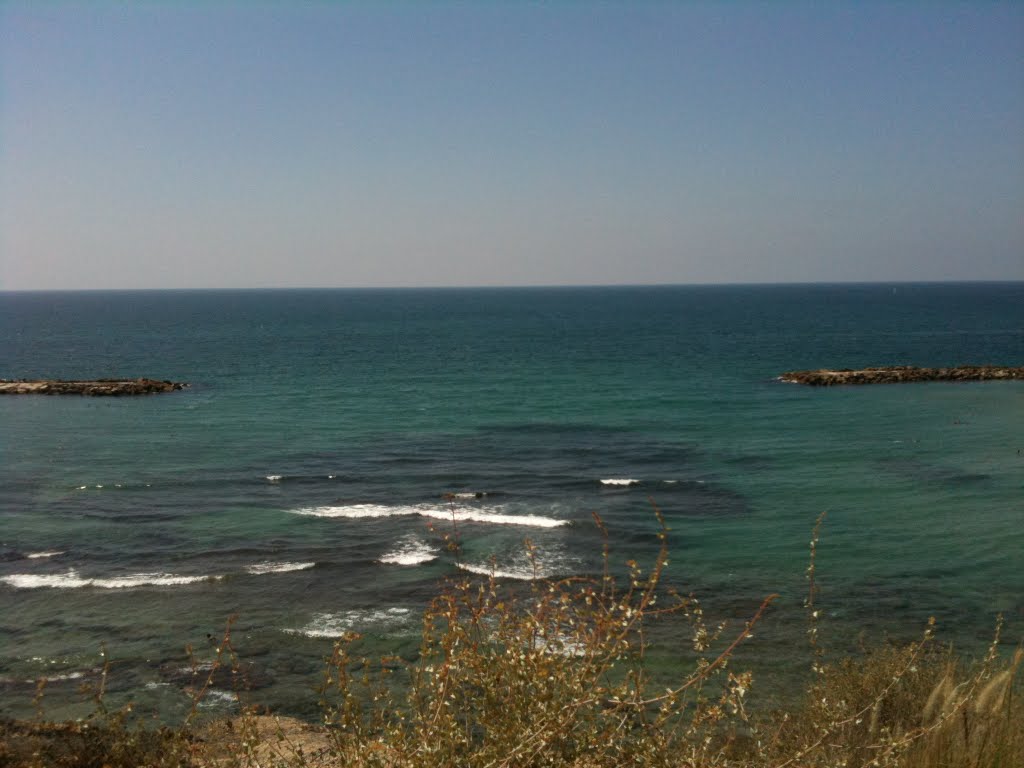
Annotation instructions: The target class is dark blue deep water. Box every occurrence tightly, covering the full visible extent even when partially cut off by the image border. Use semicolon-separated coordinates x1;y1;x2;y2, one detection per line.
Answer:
1;283;1022;718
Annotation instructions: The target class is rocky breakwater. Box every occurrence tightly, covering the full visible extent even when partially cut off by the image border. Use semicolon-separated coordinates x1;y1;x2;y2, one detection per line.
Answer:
0;378;188;396
779;365;1024;386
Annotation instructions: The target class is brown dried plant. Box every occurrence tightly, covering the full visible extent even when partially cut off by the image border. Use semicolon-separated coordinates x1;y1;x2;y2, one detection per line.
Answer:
309;504;777;768
7;509;1021;768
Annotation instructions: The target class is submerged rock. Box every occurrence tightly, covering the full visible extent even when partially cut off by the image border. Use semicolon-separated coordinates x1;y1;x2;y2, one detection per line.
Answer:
0;378;187;396
159;660;274;691
778;365;1024;386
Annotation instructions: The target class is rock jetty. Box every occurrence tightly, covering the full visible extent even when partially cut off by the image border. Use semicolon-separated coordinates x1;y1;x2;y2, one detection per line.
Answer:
0;378;188;396
779;365;1024;386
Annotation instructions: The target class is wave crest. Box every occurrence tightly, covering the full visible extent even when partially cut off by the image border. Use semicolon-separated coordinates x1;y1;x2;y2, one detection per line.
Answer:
285;607;414;638
2;570;219;590
456;545;577;581
379;537;438;566
290;503;567;528
244;561;315;575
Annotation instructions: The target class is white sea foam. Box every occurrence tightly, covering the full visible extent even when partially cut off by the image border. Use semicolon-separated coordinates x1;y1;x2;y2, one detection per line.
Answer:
32;671;86;683
379;536;438;566
419;507;566;528
26;551;65;559
197;689;238;709
454;536;577;581
455;561;574;581
1;570;219;590
456;562;546;581
16;670;87;684
290;503;567;528
29;655;79;666
286;607;414;638
293;503;395;519
456;547;577;581
600;478;640;486
244;561;315;575
265;475;283;482
450;491;487;499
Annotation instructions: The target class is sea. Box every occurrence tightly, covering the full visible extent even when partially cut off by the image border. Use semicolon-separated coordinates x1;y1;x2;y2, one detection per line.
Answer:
1;283;1022;721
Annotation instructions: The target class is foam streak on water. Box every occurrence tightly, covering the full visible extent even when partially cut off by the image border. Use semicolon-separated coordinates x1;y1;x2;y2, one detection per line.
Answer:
456;562;547;581
456;541;578;581
2;571;218;589
379;536;438;565
290;503;568;528
286;608;414;638
244;561;315;575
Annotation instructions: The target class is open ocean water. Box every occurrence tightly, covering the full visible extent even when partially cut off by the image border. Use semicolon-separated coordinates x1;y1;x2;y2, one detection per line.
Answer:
1;283;1022;720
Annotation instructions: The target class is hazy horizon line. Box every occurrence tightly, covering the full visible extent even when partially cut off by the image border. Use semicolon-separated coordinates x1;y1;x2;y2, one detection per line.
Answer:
3;279;1023;294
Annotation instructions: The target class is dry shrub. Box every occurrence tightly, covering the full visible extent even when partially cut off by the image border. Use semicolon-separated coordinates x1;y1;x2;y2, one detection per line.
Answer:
904;645;1023;768
311;510;776;768
0;715;192;768
744;512;1023;768
753;638;1022;768
8;510;1022;768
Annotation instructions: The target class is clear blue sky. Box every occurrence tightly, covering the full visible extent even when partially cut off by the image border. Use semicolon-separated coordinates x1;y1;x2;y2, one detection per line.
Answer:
2;1;1022;289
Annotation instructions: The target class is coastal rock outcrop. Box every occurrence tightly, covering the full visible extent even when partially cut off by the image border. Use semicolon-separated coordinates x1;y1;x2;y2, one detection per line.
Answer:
778;365;1024;386
0;378;188;396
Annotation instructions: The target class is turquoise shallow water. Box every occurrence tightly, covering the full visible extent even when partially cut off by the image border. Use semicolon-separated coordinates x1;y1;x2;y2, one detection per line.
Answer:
1;283;1022;718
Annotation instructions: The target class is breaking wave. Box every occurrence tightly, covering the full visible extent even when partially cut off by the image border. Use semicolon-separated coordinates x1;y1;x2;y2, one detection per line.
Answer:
32;671;87;683
197;689;239;709
456;544;578;582
244;561;315;575
290;503;567;528
379;536;438;566
600;478;640;486
456;562;547;581
285;607;414;638
1;570;219;590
